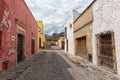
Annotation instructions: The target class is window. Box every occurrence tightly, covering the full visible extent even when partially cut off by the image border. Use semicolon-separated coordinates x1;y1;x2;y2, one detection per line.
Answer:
0;32;2;50
65;27;67;38
70;24;72;29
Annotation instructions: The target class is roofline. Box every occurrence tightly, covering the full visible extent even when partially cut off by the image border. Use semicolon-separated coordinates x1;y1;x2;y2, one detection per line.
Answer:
22;0;38;27
74;0;96;23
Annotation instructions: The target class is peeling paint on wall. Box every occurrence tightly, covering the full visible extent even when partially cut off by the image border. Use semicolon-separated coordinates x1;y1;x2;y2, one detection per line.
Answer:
8;48;16;55
0;10;11;32
0;0;38;71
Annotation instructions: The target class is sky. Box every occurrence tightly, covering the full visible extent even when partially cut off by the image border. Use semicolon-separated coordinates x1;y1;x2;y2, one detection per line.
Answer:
25;0;93;35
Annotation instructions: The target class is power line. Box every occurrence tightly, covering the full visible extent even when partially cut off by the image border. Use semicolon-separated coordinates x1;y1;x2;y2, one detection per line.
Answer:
40;0;67;9
31;0;69;10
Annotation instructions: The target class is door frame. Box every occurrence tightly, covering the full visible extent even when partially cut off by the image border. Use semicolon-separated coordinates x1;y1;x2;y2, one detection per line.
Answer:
16;33;25;63
76;35;87;58
15;19;26;64
96;31;117;73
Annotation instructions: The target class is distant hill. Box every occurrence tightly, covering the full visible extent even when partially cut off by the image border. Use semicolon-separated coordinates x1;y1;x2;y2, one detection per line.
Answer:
45;32;64;41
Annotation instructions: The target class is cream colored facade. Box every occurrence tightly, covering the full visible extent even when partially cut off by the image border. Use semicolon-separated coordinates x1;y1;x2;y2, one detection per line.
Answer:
74;4;93;61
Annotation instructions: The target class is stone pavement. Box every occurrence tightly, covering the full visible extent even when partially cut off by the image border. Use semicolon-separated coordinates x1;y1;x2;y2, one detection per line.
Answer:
0;46;119;80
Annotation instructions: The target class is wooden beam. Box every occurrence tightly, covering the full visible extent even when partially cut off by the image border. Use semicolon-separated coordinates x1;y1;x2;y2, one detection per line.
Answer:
111;32;117;73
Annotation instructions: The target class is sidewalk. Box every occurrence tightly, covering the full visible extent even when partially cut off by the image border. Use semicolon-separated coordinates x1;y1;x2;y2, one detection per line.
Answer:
59;49;120;80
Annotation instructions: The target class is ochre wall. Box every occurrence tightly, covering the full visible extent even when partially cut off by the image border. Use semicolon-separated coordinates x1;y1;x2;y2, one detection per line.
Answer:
37;21;46;49
74;5;93;57
74;23;93;55
74;5;93;32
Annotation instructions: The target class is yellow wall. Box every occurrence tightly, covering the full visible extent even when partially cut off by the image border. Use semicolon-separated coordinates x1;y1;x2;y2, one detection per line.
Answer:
37;20;46;50
37;20;44;33
37;27;41;51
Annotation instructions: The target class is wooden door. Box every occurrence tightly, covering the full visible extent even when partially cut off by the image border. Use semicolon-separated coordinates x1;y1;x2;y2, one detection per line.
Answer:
17;34;24;63
31;39;35;54
77;36;87;58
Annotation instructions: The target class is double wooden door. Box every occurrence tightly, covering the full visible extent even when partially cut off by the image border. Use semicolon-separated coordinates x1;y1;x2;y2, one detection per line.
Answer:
77;36;87;58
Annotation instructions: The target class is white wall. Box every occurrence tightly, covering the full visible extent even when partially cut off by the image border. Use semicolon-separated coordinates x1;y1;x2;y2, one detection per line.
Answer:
93;0;120;74
68;18;75;55
64;10;80;55
64;17;75;55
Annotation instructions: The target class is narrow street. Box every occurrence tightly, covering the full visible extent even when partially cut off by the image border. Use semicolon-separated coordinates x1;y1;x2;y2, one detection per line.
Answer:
0;46;119;80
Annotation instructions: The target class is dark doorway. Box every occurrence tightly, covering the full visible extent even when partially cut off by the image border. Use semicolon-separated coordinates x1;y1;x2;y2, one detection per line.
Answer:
17;34;24;63
62;42;65;49
2;61;9;70
31;39;35;54
39;37;41;49
76;36;87;58
66;39;68;51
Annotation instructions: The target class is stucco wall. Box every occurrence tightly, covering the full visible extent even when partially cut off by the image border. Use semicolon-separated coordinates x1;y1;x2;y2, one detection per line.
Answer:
73;4;93;58
92;0;120;74
74;5;93;31
64;16;75;55
67;19;75;55
0;0;38;71
0;0;16;70
74;23;92;55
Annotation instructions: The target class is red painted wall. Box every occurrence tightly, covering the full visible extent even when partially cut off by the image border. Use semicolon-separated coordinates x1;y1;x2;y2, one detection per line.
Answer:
0;0;38;71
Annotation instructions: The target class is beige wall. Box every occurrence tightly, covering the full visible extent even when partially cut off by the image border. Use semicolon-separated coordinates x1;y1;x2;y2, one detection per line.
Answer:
74;23;92;55
74;5;93;32
74;5;93;57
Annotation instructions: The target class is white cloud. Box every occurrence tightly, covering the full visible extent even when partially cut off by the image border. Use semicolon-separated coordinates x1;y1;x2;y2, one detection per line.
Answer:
25;0;93;35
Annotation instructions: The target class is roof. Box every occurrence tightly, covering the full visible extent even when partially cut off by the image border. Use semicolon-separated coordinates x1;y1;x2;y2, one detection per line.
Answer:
73;10;80;22
74;0;96;23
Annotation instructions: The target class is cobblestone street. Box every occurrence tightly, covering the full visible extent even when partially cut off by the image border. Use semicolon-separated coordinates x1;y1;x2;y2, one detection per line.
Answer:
0;46;119;80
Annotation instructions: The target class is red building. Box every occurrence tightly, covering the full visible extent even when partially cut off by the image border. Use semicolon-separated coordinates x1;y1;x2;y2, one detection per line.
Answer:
0;0;38;71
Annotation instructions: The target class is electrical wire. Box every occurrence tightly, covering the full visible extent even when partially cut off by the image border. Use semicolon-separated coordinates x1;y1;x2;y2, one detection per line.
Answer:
30;0;69;10
40;0;68;10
